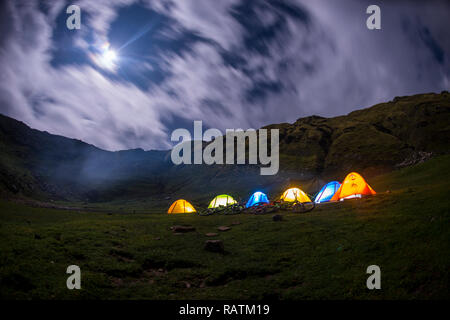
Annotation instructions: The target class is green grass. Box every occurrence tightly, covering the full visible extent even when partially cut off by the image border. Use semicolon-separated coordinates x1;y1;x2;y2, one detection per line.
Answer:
0;156;449;299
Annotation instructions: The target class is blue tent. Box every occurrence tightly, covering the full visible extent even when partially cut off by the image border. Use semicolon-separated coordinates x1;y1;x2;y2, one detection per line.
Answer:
246;191;269;208
314;181;341;203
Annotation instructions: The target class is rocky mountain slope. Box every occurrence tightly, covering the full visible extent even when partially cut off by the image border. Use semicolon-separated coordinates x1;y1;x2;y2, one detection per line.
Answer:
0;91;449;202
267;91;449;176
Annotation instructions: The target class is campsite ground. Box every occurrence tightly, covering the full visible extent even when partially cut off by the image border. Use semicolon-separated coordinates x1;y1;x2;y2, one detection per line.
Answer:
0;156;449;299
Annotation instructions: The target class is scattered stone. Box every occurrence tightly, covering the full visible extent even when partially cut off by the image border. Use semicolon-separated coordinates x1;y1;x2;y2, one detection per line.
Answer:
386;190;391;194
171;225;196;233
217;226;231;232
272;214;283;221
396;151;433;168
204;240;225;253
111;277;124;287
231;221;241;225
205;233;219;237
183;281;191;288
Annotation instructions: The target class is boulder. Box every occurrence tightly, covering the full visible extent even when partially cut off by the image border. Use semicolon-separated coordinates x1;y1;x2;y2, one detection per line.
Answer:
217;226;231;232
204;240;224;253
272;214;283;221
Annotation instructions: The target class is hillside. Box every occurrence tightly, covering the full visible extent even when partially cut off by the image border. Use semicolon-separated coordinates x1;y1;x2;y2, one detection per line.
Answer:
1;154;449;299
267;91;450;176
0;116;171;201
0;92;449;300
0;91;449;203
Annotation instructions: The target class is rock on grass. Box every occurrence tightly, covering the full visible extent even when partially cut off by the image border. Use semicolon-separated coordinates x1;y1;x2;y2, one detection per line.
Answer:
272;214;283;221
204;240;224;253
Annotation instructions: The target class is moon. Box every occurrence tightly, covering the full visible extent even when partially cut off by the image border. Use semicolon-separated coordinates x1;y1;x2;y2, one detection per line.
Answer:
99;48;117;70
102;49;117;66
91;43;119;71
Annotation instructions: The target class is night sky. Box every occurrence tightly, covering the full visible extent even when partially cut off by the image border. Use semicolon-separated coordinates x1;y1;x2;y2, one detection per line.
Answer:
0;0;448;151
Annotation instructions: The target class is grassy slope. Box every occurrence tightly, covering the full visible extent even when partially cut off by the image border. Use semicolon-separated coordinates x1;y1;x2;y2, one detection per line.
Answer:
0;156;449;300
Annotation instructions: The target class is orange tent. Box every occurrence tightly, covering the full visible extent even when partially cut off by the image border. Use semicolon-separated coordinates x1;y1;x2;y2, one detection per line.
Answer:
280;187;312;203
331;172;376;201
167;199;196;214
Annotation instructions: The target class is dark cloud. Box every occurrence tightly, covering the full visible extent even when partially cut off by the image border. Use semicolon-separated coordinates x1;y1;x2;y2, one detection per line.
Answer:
0;0;448;151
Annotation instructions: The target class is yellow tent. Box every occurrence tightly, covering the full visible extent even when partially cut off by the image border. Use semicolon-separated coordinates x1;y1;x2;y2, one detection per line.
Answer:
208;194;237;208
167;199;196;214
280;187;312;203
331;172;376;201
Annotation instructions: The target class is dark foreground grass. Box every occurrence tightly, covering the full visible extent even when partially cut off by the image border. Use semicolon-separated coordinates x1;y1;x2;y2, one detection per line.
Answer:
0;156;449;300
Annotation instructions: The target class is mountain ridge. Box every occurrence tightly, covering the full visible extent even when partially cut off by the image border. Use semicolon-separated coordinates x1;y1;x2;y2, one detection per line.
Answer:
0;91;449;203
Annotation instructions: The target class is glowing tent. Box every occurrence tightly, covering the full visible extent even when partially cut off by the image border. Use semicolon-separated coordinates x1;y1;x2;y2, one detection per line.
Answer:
208;194;237;208
280;187;312;203
314;181;341;203
167;199;196;214
330;172;376;201
246;191;269;208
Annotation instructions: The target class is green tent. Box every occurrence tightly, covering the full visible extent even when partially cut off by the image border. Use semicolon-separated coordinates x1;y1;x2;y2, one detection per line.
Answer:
208;194;237;208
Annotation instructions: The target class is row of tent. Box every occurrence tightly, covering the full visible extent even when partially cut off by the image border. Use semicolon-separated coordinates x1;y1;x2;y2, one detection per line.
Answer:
168;171;376;214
